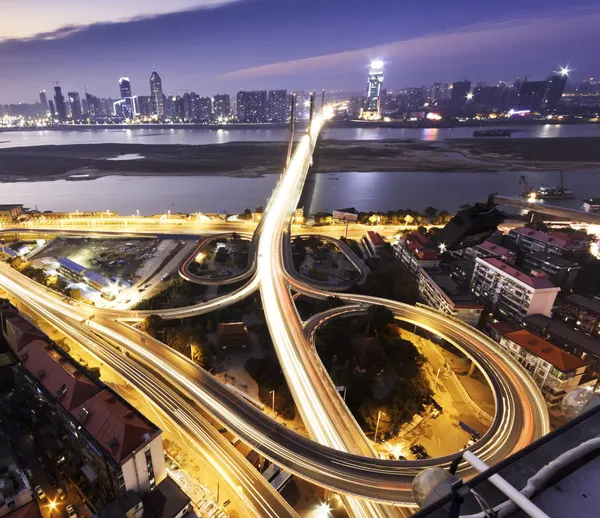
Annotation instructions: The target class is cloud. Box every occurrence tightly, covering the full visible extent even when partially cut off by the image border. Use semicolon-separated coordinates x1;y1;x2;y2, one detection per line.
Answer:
216;7;600;80
0;0;244;41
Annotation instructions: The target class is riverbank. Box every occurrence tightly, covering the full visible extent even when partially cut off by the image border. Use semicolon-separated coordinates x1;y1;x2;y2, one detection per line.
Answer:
1;137;600;182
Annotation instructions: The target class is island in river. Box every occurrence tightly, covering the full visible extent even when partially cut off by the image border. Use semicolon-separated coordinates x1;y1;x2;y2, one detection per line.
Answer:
1;137;600;182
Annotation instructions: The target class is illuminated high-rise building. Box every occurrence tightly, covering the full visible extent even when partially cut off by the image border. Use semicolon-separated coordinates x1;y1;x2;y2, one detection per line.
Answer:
360;61;384;120
119;77;132;99
267;90;288;122
53;86;67;120
149;69;165;118
236;91;268;122
543;67;569;113
39;90;48;111
68;92;82;120
213;94;231;119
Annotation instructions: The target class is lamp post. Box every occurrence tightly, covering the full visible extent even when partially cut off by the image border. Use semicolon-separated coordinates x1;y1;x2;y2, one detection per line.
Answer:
269;389;275;417
375;410;385;443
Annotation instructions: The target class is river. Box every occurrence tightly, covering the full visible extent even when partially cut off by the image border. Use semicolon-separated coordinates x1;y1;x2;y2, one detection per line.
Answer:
1;124;599;215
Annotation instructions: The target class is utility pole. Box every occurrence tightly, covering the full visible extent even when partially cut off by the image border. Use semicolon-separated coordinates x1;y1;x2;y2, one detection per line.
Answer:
374;410;384;443
308;91;315;135
285;94;296;168
321;89;325;113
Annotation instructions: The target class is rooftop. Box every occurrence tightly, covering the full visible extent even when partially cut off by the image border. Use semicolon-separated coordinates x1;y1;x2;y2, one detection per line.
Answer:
511;227;587;249
143;476;190;518
19;339;101;411
4;314;47;351
479;257;557;290
424;268;483;308
366;231;385;246
0;204;23;211
71;389;157;464
83;270;113;289
503;329;588;372
527;251;579;268
58;257;87;275
564;294;600;314
524;314;600;357
476;240;513;257
402;232;439;260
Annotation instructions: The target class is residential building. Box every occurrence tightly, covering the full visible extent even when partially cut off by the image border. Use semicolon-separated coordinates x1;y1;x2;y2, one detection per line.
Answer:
39;91;48;111
1;304;46;354
216;322;249;350
543;70;568;113
236;91;268;123
522;252;580;289
0;205;23;224
364;231;386;256
524;314;600;375
418;268;483;326
393;232;439;275
507;227;588;256
516;80;547;112
498;329;589;406
450;80;471;110
471;257;560;320
57;257;87;283
360;62;384;120
267;90;288;122
15;337;165;503
213;93;230;119
557;294;600;337
582;198;600;213
453;240;515;264
0;436;35;518
149;70;165;118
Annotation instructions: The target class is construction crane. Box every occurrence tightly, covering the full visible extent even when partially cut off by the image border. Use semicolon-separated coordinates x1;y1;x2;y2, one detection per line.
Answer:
519;175;532;196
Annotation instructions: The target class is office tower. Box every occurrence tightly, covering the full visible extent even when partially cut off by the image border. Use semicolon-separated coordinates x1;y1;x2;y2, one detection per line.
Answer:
48;100;56;118
149;69;165;117
450;80;471;110
119;77;132;99
68;92;81;120
543;68;569;113
53;86;67;120
81;98;88;115
213;93;231;118
516;80;548;112
86;93;101;119
236;91;268;122
137;95;151;116
39;90;48;111
267;90;288;122
360;61;384;120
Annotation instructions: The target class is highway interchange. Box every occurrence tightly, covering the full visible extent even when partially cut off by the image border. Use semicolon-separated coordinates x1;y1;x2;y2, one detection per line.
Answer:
0;110;549;517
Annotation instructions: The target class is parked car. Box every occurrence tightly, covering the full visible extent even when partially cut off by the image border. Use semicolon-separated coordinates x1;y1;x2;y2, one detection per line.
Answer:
66;504;77;518
24;467;33;480
47;474;59;487
34;485;46;502
57;487;66;500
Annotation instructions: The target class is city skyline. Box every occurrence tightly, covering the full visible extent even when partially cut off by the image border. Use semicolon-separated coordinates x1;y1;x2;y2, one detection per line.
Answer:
1;1;600;104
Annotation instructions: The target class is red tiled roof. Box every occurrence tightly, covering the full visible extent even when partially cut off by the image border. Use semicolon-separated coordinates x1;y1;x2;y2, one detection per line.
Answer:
504;330;588;372
402;232;439;260
19;340;100;411
367;231;385;246
5;315;46;351
480;258;557;289
490;321;515;335
512;227;586;249
6;502;41;518
71;389;155;463
478;241;513;257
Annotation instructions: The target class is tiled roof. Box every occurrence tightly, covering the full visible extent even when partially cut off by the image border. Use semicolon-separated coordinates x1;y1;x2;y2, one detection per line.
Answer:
58;257;87;275
479;258;557;289
477;241;513;257
490;321;516;336
511;227;586;249
83;270;113;289
564;294;600;314
71;389;156;463
143;476;190;518
367;231;385;246
504;330;588;372
402;232;439;260
5;502;40;518
19;340;100;411
5;315;47;351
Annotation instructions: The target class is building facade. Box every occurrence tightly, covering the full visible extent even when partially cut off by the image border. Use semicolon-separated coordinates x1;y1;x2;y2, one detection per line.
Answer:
213;94;230;119
393;232;440;275
0;205;23;224
360;62;384;120
119;78;132;99
68;92;82;120
507;227;588;256
557;294;600;337
471;257;560;320
149;70;165;118
236;91;268;123
267;90;288;122
522;252;580;290
54;86;67;120
498;329;588;406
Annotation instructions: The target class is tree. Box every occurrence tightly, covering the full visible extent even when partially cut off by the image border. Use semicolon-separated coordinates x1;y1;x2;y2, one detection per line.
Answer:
424;206;438;218
68;289;84;302
239;209;252;221
367;305;395;336
142;315;165;337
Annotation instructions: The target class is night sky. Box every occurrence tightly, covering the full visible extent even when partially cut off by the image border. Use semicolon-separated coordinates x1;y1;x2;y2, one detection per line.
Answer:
1;0;599;103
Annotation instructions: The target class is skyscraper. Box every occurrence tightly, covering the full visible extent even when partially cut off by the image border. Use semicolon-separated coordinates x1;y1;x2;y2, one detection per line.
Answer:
68;92;81;120
213;94;231;119
119;77;132;99
450;80;471;110
516;80;547;112
86;93;101;119
54;86;67;120
39;90;48;111
267;90;288;122
149;69;165;118
48;100;56;118
543;68;569;113
236;91;268;123
360;61;384;120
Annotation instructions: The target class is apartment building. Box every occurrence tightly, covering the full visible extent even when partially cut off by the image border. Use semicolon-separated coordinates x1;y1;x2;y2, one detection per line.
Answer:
13;332;165;504
419;268;483;326
522;252;580;289
498;329;589;406
471;257;560;320
452;240;515;264
394;232;439;275
507;227;588;256
557;294;600;337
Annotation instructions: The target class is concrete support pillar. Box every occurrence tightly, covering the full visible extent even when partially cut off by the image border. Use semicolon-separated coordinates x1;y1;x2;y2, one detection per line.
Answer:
468;359;476;377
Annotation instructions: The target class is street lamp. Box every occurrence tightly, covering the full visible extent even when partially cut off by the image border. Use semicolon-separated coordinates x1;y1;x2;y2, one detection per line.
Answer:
269;389;275;416
375;410;385;443
317;502;331;517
